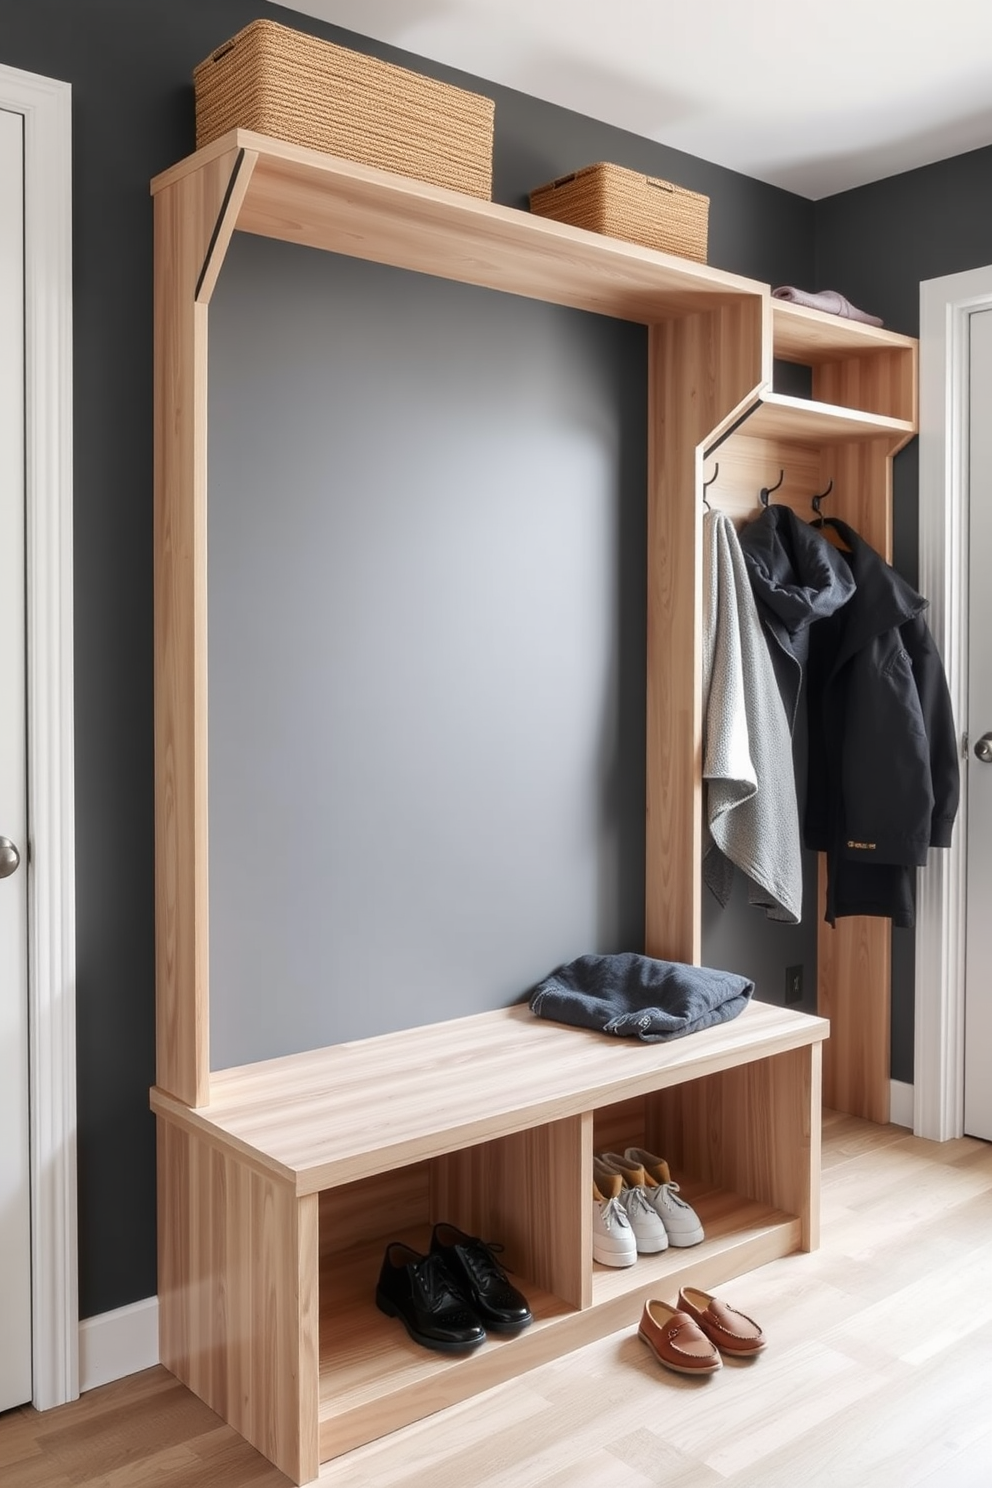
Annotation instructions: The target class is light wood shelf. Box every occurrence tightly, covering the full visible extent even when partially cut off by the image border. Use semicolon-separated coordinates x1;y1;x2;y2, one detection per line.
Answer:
313;1185;799;1460
744;392;915;446
151;130;915;1484
772;298;916;360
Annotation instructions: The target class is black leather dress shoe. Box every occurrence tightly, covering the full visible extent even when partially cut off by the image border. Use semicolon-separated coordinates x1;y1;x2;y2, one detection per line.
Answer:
429;1224;533;1333
375;1242;487;1352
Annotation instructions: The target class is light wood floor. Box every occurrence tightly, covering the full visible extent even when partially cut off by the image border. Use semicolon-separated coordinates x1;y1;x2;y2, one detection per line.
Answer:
4;1111;992;1488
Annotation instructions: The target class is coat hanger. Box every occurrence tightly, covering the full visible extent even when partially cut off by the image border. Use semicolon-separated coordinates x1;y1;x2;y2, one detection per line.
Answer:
702;461;719;511
810;480;833;523
809;479;852;550
759;469;785;508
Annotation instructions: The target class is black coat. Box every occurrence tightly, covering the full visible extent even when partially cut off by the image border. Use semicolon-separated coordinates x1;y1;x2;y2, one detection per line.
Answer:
804;518;960;928
739;503;856;733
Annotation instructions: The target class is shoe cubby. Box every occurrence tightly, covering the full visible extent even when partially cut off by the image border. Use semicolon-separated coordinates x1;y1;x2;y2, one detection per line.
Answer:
153;998;825;1479
152;132;913;1483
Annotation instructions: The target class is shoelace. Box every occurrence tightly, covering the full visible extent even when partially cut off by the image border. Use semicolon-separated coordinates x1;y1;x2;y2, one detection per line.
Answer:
414;1251;465;1309
597;1195;631;1231
461;1238;511;1286
658;1180;690;1209
620;1185;656;1220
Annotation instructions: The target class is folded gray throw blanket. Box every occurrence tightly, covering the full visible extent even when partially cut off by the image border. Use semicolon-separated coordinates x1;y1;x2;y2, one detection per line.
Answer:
529;952;754;1042
771;285;883;327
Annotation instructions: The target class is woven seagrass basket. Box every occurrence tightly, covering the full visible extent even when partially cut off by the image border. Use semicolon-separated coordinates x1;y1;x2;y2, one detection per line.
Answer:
194;19;495;200
529;162;709;262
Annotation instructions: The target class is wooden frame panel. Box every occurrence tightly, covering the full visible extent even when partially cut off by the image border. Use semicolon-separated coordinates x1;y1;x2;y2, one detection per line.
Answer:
153;148;256;1106
645;298;767;965
157;1117;320;1484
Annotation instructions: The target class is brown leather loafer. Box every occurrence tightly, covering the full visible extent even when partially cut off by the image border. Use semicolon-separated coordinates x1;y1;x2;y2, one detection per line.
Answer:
677;1286;765;1356
637;1299;722;1376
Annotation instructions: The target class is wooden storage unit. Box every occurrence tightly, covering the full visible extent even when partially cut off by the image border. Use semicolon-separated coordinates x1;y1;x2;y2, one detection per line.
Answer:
153;999;825;1480
151;130;917;1482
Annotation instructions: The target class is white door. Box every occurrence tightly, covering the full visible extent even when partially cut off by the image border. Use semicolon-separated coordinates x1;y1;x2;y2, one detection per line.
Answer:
964;308;992;1141
0;103;32;1410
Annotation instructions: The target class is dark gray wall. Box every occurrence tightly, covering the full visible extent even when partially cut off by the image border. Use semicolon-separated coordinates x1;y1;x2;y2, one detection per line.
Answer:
0;0;815;1317
816;145;992;1079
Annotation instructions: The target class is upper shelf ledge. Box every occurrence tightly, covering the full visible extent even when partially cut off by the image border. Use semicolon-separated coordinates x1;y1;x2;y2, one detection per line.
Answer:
772;298;916;361
152;131;921;362
152;129;770;322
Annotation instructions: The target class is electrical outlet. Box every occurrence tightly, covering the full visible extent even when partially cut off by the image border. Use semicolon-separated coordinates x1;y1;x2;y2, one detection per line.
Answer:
785;964;804;1004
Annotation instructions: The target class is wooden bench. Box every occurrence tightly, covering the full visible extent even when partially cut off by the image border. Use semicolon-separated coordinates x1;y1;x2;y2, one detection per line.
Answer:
152;997;827;1483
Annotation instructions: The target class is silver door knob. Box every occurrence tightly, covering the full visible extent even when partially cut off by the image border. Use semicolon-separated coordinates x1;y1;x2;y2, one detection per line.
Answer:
0;835;21;878
976;733;992;764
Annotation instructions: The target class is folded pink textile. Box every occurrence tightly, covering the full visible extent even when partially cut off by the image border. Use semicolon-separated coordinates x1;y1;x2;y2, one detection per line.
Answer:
771;285;883;327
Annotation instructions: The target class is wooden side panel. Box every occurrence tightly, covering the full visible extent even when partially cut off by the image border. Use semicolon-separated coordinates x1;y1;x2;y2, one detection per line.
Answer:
818;866;892;1123
154;148;250;1106
646;1042;820;1250
646;297;767;965
815;346;918;423
431;1113;591;1310
816;437;896;1123
157;1117;320;1485
319;1163;430;1254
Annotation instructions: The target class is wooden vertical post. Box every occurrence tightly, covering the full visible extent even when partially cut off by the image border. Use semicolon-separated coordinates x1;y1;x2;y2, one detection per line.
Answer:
645;296;768;965
153;147;255;1106
814;434;906;1123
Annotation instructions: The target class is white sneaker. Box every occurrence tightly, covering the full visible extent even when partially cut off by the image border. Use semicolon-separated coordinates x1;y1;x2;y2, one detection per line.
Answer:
621;1147;705;1247
594;1156;668;1254
591;1173;637;1267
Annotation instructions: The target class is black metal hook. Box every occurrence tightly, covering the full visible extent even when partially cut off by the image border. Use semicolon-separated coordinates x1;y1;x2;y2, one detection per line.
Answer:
702;461;719;511
811;479;834;519
759;469;785;508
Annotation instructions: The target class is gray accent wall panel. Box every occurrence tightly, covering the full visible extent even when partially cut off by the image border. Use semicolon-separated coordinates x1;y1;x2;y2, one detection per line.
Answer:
208;235;647;1066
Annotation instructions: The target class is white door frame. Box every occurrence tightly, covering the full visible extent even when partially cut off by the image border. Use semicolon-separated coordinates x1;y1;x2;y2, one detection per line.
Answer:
916;265;992;1141
0;62;77;1409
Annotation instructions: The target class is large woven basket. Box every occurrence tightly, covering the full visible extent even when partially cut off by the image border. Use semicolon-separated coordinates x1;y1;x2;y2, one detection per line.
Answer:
529;162;709;263
194;19;495;200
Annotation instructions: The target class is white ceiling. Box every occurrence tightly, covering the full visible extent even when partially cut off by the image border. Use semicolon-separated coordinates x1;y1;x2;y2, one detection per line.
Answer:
284;0;992;199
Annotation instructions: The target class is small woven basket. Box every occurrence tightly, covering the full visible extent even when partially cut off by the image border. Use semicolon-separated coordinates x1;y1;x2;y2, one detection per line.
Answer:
529;162;709;262
194;19;495;200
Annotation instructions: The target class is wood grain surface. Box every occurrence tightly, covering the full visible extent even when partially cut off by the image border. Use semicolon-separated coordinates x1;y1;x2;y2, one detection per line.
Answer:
151;1000;826;1193
7;1112;990;1488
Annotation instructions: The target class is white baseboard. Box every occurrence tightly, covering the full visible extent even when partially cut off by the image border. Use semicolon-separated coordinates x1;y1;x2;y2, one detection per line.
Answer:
890;1079;914;1130
79;1296;159;1393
